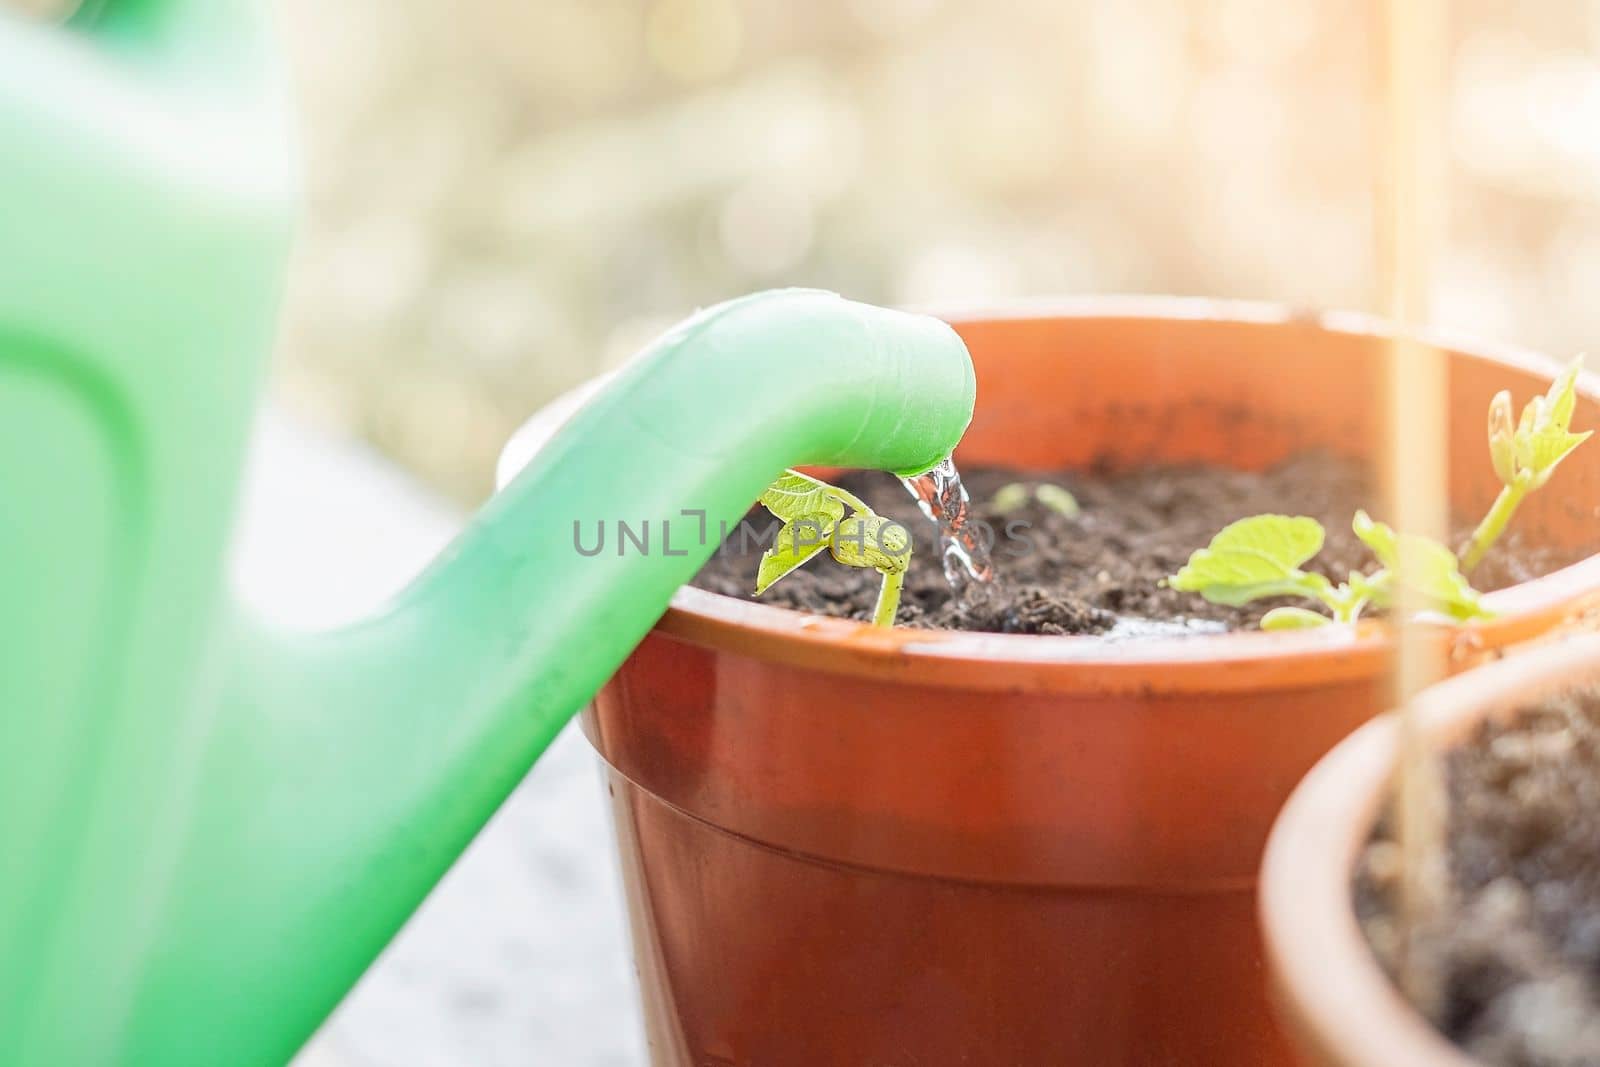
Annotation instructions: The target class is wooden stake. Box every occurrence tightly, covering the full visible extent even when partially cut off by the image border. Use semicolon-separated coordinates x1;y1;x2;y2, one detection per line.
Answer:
1373;0;1451;1015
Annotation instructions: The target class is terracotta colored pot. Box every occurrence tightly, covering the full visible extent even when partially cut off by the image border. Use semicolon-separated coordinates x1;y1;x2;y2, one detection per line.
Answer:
588;297;1600;1066
1260;634;1600;1067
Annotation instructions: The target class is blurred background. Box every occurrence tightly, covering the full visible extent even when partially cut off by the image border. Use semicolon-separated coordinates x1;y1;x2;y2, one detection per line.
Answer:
268;0;1600;504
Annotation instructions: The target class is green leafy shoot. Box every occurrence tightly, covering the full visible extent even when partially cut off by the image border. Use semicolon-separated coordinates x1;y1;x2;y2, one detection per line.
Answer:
1166;359;1589;629
1168;512;1482;628
752;470;912;627
990;481;1080;518
1462;355;1592;571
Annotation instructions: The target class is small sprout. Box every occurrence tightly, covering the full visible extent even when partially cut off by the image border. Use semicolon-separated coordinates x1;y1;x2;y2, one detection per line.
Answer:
752;469;912;627
1168;358;1589;628
1035;484;1081;518
1460;355;1591;571
991;483;1031;513
990;481;1081;518
1513;357;1589;489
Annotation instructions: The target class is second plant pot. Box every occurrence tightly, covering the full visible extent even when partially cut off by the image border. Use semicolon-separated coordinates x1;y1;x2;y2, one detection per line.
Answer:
586;298;1600;1065
1260;634;1600;1067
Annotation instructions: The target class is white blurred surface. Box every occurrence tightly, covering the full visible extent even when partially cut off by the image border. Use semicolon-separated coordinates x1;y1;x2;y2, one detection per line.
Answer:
233;409;646;1067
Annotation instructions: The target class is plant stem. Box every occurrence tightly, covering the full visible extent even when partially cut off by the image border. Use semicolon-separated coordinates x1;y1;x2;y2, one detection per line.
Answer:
872;569;904;627
833;487;872;515
1333;596;1366;624
1459;481;1526;573
1296;572;1349;621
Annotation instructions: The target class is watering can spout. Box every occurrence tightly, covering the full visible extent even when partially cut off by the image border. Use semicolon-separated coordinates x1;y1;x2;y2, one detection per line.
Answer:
133;290;975;1064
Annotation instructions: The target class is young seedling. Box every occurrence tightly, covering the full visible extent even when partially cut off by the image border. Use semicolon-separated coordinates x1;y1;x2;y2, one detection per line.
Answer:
752;470;912;627
1461;356;1591;571
1168;358;1589;630
991;481;1081;518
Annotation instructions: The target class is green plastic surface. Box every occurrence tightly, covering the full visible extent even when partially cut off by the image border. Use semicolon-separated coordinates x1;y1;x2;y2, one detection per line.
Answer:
0;4;975;1064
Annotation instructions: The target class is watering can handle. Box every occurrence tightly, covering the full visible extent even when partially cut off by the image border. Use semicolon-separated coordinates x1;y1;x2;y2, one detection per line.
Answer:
0;1;293;1061
67;0;189;33
0;0;275;95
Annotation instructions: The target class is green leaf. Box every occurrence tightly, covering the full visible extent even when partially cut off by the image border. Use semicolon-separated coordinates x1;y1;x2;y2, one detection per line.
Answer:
1261;606;1332;631
1488;389;1517;485
1206;513;1325;562
1394;549;1486;619
1168;515;1328;606
1517;394;1542;437
1352;511;1488;619
1520;426;1592;486
830;514;913;575
1391;535;1485;617
758;470;849;524
755;512;838;594
1543;354;1584;431
1034;483;1081;518
1351;509;1394;561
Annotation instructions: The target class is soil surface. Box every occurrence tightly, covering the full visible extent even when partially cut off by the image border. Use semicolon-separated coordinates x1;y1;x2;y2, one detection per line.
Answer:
1357;688;1600;1066
690;452;1577;636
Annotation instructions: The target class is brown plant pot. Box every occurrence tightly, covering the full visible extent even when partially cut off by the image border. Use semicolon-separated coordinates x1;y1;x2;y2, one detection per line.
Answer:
1259;634;1600;1067
587;298;1600;1066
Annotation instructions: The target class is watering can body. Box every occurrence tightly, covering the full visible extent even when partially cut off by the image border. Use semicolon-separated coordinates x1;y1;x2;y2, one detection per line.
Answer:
0;4;976;1064
1;2;294;1062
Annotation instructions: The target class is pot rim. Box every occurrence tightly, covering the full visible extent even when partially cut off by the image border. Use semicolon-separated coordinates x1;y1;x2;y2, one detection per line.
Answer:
1258;632;1600;1067
656;296;1600;694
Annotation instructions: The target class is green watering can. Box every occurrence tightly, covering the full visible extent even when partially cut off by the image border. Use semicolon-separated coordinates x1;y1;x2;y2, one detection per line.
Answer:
0;2;974;1064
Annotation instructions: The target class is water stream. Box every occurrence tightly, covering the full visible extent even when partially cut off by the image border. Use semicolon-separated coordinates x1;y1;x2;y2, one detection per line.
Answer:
900;455;995;592
901;457;1237;637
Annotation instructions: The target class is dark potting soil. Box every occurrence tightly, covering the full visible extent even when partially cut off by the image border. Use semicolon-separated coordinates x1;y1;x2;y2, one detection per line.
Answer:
1356;688;1600;1066
689;452;1578;636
